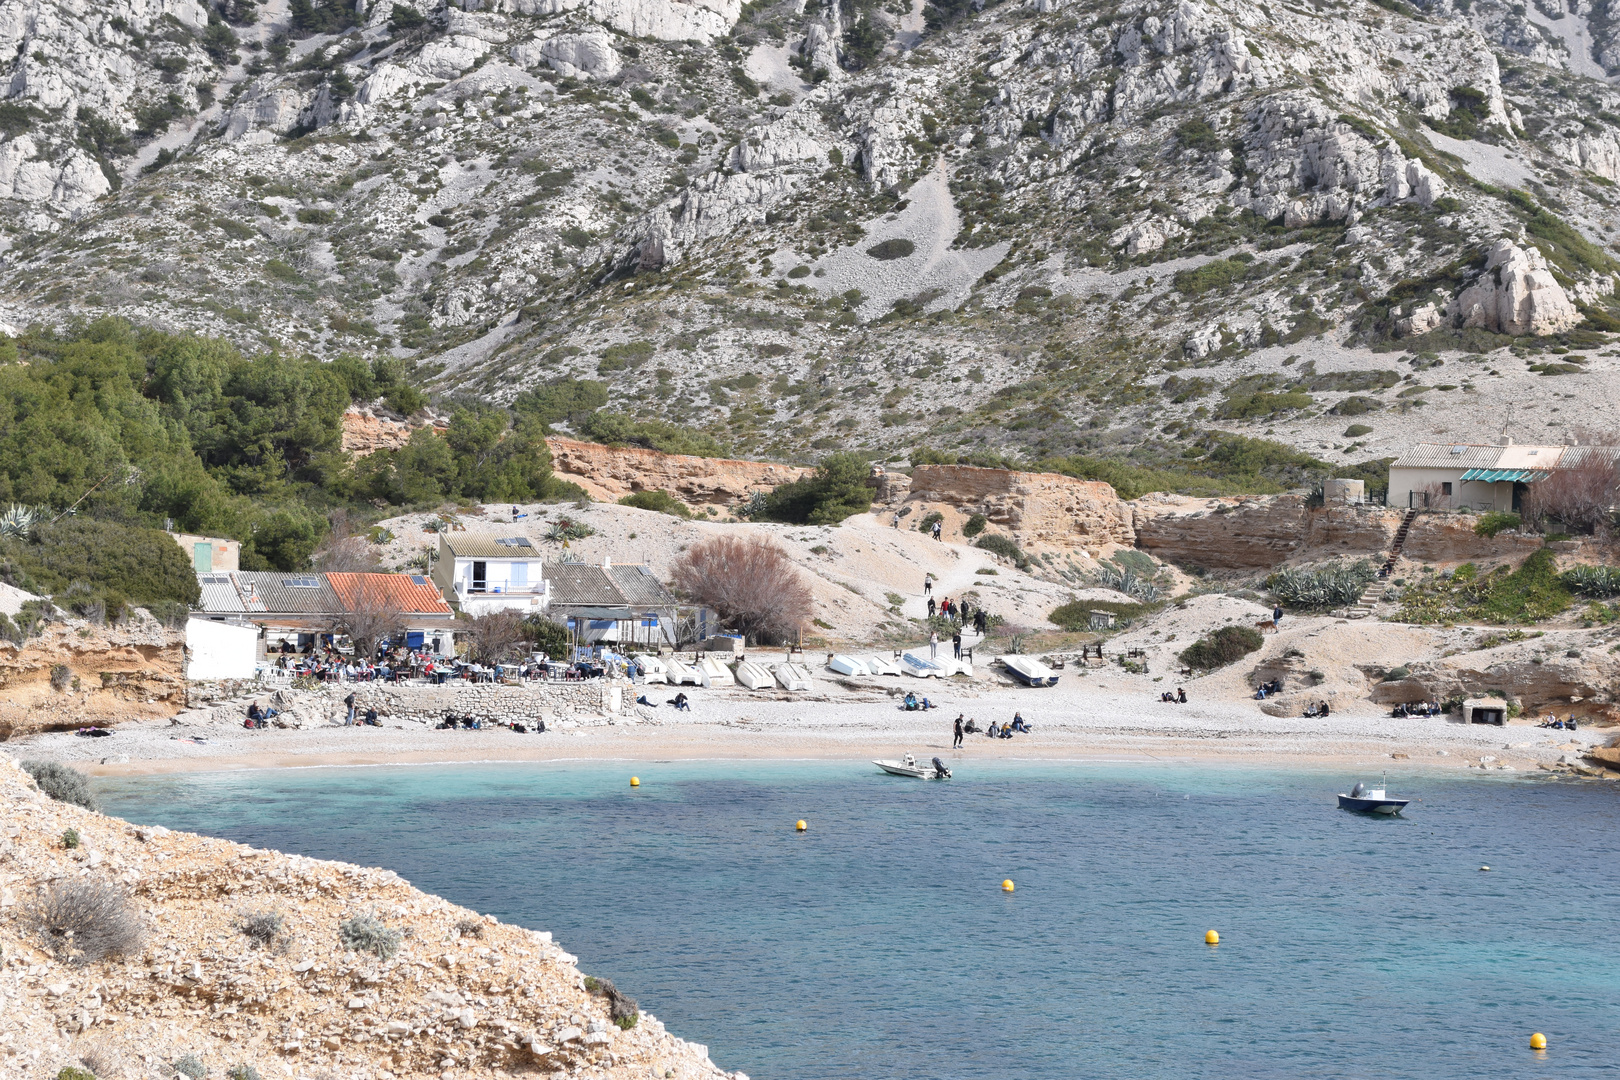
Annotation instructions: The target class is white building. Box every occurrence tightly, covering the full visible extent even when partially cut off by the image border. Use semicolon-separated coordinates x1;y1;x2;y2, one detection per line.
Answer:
432;534;550;616
185;616;258;680
1386;441;1620;511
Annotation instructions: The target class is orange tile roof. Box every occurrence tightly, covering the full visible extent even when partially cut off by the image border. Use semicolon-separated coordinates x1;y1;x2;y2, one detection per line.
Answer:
326;573;453;616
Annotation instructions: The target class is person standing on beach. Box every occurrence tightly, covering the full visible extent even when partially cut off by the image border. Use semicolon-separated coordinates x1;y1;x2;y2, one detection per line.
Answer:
952;630;962;659
1273;604;1283;626
343;691;357;726
924;576;932;598
928;596;937;618
953;714;964;749
930;630;939;658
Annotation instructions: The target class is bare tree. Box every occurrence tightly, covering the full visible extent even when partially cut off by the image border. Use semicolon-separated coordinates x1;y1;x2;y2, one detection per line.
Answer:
1419;481;1452;510
336;579;406;659
460;610;527;664
1521;451;1620;535
670;536;812;644
313;510;381;573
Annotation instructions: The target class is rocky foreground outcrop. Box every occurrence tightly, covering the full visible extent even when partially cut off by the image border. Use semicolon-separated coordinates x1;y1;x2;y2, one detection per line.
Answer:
0;755;739;1080
1367;646;1620;721
545;437;810;508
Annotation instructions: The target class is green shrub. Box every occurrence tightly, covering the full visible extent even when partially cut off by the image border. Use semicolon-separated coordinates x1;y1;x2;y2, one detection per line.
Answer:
1343;424;1374;437
1216;391;1313;420
295;207;333;225
10;518;200;606
175;1053;206;1079
1178;625;1264;670
575;411;724;457
867;239;915;260
338;913;402;959
974;533;1028;569
521;614;571;655
1561;564;1620;598
1474;511;1521;537
61;828;80;849
618;489;691;518
1266;561;1376;610
1174;256;1254;296
962;512;987;538
22;761;98;810
226;1065;263;1080
57;1069;96;1080
758;452;874;525
1398;550;1571;624
1048;599;1150;630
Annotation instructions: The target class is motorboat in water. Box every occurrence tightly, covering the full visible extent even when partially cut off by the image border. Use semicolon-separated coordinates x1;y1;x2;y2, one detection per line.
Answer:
900;651;947;678
1000;654;1059;687
735;660;776;690
695;656;736;688
1337;775;1409;815
664;658;702;686
873;753;952;779
864;654;902;676
828;653;871;677
773;662;813;691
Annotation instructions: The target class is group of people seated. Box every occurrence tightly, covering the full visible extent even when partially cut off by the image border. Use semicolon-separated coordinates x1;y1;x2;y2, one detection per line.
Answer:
1158;688;1188;704
1302;700;1331;718
632;691;691;711
902;692;936;712
984;713;1032;739
1391;701;1441;718
1253;679;1283;700
1538;713;1579;730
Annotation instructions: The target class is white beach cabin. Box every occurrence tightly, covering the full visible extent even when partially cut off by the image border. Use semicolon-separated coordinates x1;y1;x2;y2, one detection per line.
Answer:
434;534;550;617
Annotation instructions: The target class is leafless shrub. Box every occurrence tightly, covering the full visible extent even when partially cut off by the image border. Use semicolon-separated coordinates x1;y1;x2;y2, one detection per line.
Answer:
1419;481;1452;510
1522;450;1620;536
335;579;406;660
23;879;144;965
454;916;485;938
313;534;382;573
236;909;286;952
584;975;639;1028
76;1040;121;1078
670;536;812;644
458;610;526;664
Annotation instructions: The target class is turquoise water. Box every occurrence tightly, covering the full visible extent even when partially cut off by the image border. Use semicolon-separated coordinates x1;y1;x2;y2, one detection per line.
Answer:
98;762;1619;1078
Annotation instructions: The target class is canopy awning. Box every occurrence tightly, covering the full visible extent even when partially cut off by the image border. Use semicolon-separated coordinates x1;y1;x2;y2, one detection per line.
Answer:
1458;468;1547;483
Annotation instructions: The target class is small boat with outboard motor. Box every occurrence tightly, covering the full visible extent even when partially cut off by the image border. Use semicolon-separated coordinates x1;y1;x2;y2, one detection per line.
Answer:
873;753;952;779
1337;773;1409;815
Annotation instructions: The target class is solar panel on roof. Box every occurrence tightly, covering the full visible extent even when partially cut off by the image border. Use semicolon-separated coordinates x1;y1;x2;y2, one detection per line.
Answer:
410;575;429;585
283;577;320;588
494;537;534;548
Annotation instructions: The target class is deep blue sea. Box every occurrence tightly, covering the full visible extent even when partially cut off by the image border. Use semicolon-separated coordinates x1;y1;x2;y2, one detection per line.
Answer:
97;762;1619;1079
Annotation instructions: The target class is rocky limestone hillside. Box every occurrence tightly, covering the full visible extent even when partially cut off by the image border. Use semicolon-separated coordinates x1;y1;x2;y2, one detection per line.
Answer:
6;0;1620;467
0;753;740;1080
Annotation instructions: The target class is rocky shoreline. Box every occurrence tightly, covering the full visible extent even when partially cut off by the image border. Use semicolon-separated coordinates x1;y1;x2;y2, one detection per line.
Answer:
0;755;742;1080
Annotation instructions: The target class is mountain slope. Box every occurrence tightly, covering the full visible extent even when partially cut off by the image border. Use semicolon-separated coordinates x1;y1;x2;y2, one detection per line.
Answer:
3;0;1620;470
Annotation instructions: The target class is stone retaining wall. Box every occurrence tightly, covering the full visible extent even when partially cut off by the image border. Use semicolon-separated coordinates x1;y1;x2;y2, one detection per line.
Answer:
210;679;640;728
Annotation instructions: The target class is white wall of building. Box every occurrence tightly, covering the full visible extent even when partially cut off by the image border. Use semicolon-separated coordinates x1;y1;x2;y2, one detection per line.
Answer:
186;618;259;680
1386;468;1513;511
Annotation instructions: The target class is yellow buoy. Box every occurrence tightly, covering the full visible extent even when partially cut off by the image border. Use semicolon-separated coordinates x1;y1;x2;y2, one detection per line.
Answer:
1002;879;1015;892
630;776;640;787
1530;1033;1547;1050
1205;930;1220;945
795;820;807;832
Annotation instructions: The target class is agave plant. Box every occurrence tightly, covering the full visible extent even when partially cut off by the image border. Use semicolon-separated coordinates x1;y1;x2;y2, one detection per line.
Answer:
1560;564;1620;598
1097;563;1162;603
0;503;40;541
1266;560;1377;610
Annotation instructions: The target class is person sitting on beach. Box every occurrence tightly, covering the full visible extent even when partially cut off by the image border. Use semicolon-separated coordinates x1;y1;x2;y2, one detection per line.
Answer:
1011;713;1030;733
1000;723;1014;739
364;707;379;726
1319;701;1329;717
963;718;981;734
1177;688;1187;704
920;697;935;710
671;692;690;712
904;692;919;711
986;721;1001;738
1161;691;1175;702
636;694;654;707
248;703;264;722
1304;702;1319;718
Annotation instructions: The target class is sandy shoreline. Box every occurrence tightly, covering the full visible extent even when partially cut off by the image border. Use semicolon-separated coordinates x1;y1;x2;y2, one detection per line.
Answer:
11;673;1608;779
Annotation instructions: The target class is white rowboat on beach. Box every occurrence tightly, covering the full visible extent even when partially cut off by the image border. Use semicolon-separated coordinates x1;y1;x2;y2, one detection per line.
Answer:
999;655;1059;687
828;654;871;677
773;663;813;691
864;654;902;676
664;658;702;686
900;651;947;678
734;660;776;690
695;657;735;688
632;655;668;685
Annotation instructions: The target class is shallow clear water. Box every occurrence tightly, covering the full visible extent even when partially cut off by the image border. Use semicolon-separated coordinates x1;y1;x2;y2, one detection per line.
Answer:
98;762;1620;1079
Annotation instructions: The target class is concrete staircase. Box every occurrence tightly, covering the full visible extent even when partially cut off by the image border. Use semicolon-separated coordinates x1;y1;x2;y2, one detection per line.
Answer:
1344;509;1418;619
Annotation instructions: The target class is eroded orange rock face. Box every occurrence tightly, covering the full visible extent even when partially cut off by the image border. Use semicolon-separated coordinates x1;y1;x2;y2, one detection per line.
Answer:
0;623;185;741
341;409;447;455
545;437;811;508
907;465;1135;550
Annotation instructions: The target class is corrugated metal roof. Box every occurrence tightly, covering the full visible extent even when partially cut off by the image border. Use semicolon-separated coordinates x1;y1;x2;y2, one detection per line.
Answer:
231;572;344;615
607;564;674;608
195;574;245;613
328;573;453;615
442;534;542;559
546;564;625;607
1555;445;1620;469
1389;443;1507;470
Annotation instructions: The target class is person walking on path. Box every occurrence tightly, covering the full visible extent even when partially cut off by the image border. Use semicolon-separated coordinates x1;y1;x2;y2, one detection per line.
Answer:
931;520;942;541
927;596;937;618
892;512;901;529
1272;604;1283;626
930;630;939;659
953;713;964;749
923;576;932;597
952;630;962;659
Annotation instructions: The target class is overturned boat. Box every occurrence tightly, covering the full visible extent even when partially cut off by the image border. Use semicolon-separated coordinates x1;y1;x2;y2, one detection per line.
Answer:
664;658;702;686
864;654;902;676
900;651;948;678
631;655;668;685
773;662;813;691
695;656;735;688
734;660;776;690
1000;655;1059;687
828;653;871;677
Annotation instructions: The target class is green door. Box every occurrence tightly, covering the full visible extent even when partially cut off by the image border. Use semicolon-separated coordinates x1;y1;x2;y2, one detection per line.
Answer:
193;542;212;572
